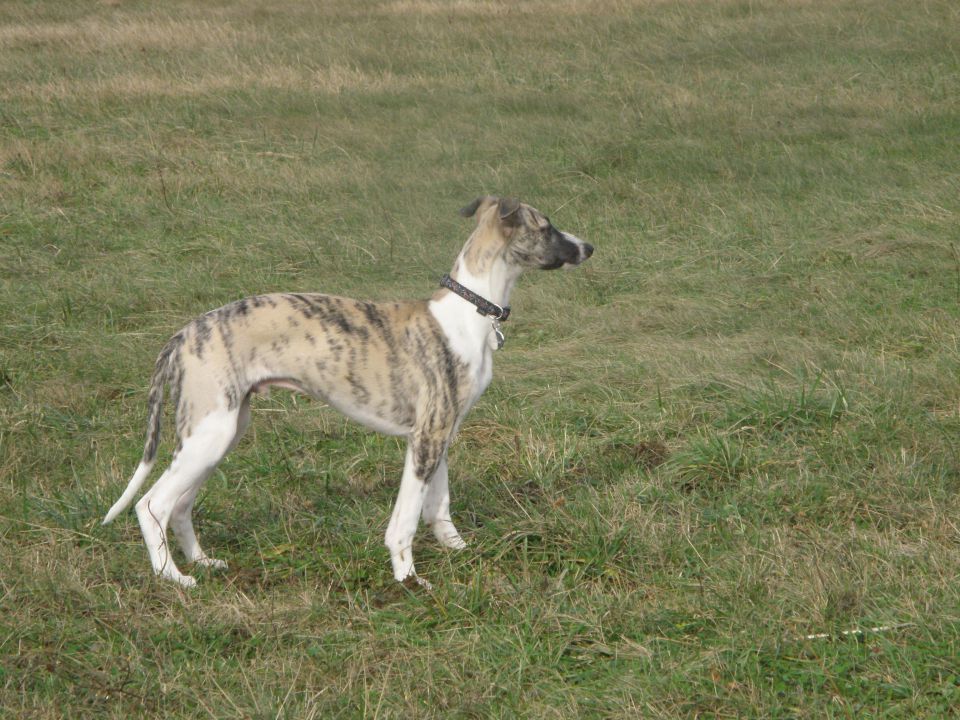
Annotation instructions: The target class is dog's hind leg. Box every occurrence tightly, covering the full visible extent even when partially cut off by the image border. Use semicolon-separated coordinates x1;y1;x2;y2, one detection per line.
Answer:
135;407;240;587
421;455;467;550
168;469;225;570
169;397;251;571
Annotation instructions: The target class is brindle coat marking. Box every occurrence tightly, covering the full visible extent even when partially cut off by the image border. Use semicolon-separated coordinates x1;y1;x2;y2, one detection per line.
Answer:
103;197;593;588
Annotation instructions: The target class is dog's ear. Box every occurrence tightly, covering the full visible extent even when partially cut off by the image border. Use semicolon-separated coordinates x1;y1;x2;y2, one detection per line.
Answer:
496;197;522;226
497;198;520;222
459;196;493;219
460;196;523;229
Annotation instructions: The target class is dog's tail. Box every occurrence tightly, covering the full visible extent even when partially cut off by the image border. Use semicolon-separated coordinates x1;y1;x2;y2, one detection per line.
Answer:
102;338;180;525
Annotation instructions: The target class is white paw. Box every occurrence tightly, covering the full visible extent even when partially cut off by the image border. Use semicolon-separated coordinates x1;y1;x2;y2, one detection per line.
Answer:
390;548;415;584
437;532;467;550
168;573;197;589
433;524;467;550
194;556;228;570
156;566;197;588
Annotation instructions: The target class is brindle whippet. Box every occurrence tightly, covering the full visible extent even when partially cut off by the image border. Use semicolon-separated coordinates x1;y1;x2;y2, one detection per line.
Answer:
102;197;593;588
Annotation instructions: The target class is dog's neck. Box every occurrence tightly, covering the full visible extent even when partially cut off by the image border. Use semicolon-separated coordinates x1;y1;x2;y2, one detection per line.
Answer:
443;225;520;310
447;258;516;311
429;225;520;358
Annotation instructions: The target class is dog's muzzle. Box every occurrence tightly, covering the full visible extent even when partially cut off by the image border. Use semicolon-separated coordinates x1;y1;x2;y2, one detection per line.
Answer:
560;232;594;268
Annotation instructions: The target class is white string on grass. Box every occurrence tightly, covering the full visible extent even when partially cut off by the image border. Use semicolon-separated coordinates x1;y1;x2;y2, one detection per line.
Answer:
797;622;915;642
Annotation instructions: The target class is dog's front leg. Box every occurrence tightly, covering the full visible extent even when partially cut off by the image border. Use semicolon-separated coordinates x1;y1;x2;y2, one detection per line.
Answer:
422;454;467;550
385;431;447;587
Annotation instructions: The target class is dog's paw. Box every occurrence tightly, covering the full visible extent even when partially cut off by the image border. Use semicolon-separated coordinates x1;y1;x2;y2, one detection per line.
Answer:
433;525;468;550
194;556;228;570
157;568;198;588
439;534;467;551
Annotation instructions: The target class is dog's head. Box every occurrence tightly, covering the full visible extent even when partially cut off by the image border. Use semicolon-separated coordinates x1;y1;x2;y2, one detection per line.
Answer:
460;196;593;271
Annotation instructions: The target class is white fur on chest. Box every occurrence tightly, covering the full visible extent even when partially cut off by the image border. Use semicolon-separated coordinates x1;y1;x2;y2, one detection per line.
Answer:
429;293;496;413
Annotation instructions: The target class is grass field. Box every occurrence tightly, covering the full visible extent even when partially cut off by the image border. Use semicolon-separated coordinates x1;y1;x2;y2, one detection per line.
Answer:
2;0;960;716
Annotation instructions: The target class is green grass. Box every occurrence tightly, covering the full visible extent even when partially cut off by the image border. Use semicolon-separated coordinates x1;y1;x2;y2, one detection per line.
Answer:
2;0;959;716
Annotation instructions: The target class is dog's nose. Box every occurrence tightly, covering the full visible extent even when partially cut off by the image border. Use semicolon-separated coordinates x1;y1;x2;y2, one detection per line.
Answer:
581;243;594;260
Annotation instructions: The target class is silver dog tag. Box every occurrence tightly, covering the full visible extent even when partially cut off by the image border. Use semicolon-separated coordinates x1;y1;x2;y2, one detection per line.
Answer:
492;320;505;350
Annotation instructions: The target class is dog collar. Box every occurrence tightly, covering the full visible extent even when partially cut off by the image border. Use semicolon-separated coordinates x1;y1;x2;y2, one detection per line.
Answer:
439;274;511;321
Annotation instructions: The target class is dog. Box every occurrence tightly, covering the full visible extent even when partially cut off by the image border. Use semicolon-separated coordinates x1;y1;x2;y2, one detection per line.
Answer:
102;196;593;588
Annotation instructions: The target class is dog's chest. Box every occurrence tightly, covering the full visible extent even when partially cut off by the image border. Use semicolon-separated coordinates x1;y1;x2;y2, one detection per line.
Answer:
449;325;494;413
462;343;494;413
428;297;496;413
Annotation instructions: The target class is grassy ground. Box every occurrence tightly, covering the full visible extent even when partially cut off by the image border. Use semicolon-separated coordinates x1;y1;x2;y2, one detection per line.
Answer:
2;0;959;716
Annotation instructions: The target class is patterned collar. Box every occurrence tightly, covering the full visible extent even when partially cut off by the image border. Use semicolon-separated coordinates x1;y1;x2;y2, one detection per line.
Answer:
439;274;511;321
